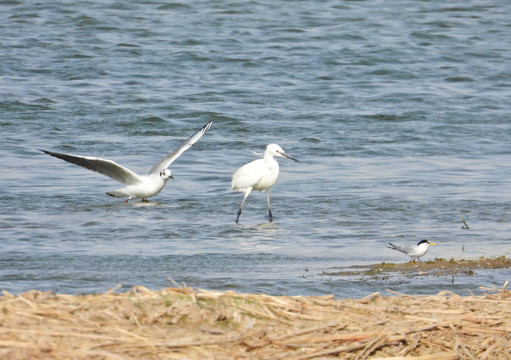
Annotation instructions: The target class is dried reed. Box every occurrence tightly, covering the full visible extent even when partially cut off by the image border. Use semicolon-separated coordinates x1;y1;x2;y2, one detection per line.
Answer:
1;281;509;359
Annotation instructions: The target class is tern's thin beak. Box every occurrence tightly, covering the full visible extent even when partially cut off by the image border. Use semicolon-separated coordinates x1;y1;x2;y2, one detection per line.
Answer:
429;242;437;246
282;152;300;162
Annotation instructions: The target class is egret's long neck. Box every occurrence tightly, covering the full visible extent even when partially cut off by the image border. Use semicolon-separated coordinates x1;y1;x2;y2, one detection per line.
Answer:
264;151;278;168
264;151;276;166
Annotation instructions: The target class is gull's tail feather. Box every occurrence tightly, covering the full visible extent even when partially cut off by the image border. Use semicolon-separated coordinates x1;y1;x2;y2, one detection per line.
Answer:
387;242;405;253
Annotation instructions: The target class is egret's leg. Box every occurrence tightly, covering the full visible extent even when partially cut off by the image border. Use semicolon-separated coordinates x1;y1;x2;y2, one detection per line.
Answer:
236;188;252;224
266;188;273;223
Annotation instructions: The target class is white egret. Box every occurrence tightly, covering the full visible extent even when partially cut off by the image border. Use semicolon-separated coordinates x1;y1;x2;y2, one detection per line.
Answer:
387;240;437;262
41;121;212;202
231;143;299;224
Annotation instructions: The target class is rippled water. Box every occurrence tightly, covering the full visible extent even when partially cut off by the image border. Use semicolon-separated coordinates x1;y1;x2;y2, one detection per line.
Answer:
1;0;510;298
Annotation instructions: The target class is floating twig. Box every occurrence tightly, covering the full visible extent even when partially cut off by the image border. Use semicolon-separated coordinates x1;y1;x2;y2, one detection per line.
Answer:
461;216;470;229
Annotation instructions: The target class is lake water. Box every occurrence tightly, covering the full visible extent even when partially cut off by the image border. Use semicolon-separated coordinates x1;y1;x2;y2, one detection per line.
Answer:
1;0;510;298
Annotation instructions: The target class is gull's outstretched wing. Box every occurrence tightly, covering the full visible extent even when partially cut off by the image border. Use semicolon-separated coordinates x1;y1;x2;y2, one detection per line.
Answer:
41;149;143;185
148;121;213;175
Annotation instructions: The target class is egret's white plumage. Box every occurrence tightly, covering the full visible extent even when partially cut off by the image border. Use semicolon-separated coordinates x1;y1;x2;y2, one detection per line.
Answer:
41;121;212;202
387;239;437;262
231;143;299;223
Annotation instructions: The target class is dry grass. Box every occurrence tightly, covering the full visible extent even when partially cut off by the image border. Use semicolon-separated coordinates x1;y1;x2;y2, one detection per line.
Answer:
1;281;510;359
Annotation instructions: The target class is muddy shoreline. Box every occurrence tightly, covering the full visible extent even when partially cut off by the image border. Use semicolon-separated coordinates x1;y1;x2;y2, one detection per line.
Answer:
323;256;511;277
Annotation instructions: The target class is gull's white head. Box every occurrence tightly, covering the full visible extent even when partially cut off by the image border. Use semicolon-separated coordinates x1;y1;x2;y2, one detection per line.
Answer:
266;144;299;162
160;169;174;180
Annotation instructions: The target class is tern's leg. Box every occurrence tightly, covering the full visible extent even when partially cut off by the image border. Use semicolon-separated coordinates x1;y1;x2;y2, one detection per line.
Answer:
266;188;273;223
236;188;252;224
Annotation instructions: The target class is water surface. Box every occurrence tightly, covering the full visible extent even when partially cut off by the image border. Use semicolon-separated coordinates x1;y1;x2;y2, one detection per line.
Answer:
1;0;510;298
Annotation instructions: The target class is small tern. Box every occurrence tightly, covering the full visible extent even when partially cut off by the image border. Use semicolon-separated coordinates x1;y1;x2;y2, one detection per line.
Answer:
387;239;437;262
231;143;299;224
41;121;212;202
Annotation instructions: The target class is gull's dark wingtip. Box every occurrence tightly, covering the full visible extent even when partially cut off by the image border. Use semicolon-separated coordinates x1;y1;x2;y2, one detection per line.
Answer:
39;149;56;156
203;120;213;133
40;149;60;157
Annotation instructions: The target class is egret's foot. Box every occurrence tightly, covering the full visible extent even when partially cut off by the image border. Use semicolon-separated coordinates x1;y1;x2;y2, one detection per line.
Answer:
235;209;242;224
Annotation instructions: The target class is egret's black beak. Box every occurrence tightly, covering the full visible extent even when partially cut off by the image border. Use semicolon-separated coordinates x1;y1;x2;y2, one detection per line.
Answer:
282;152;300;162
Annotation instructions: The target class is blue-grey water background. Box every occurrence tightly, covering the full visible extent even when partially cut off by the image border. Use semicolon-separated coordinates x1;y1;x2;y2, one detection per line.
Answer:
1;0;510;298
